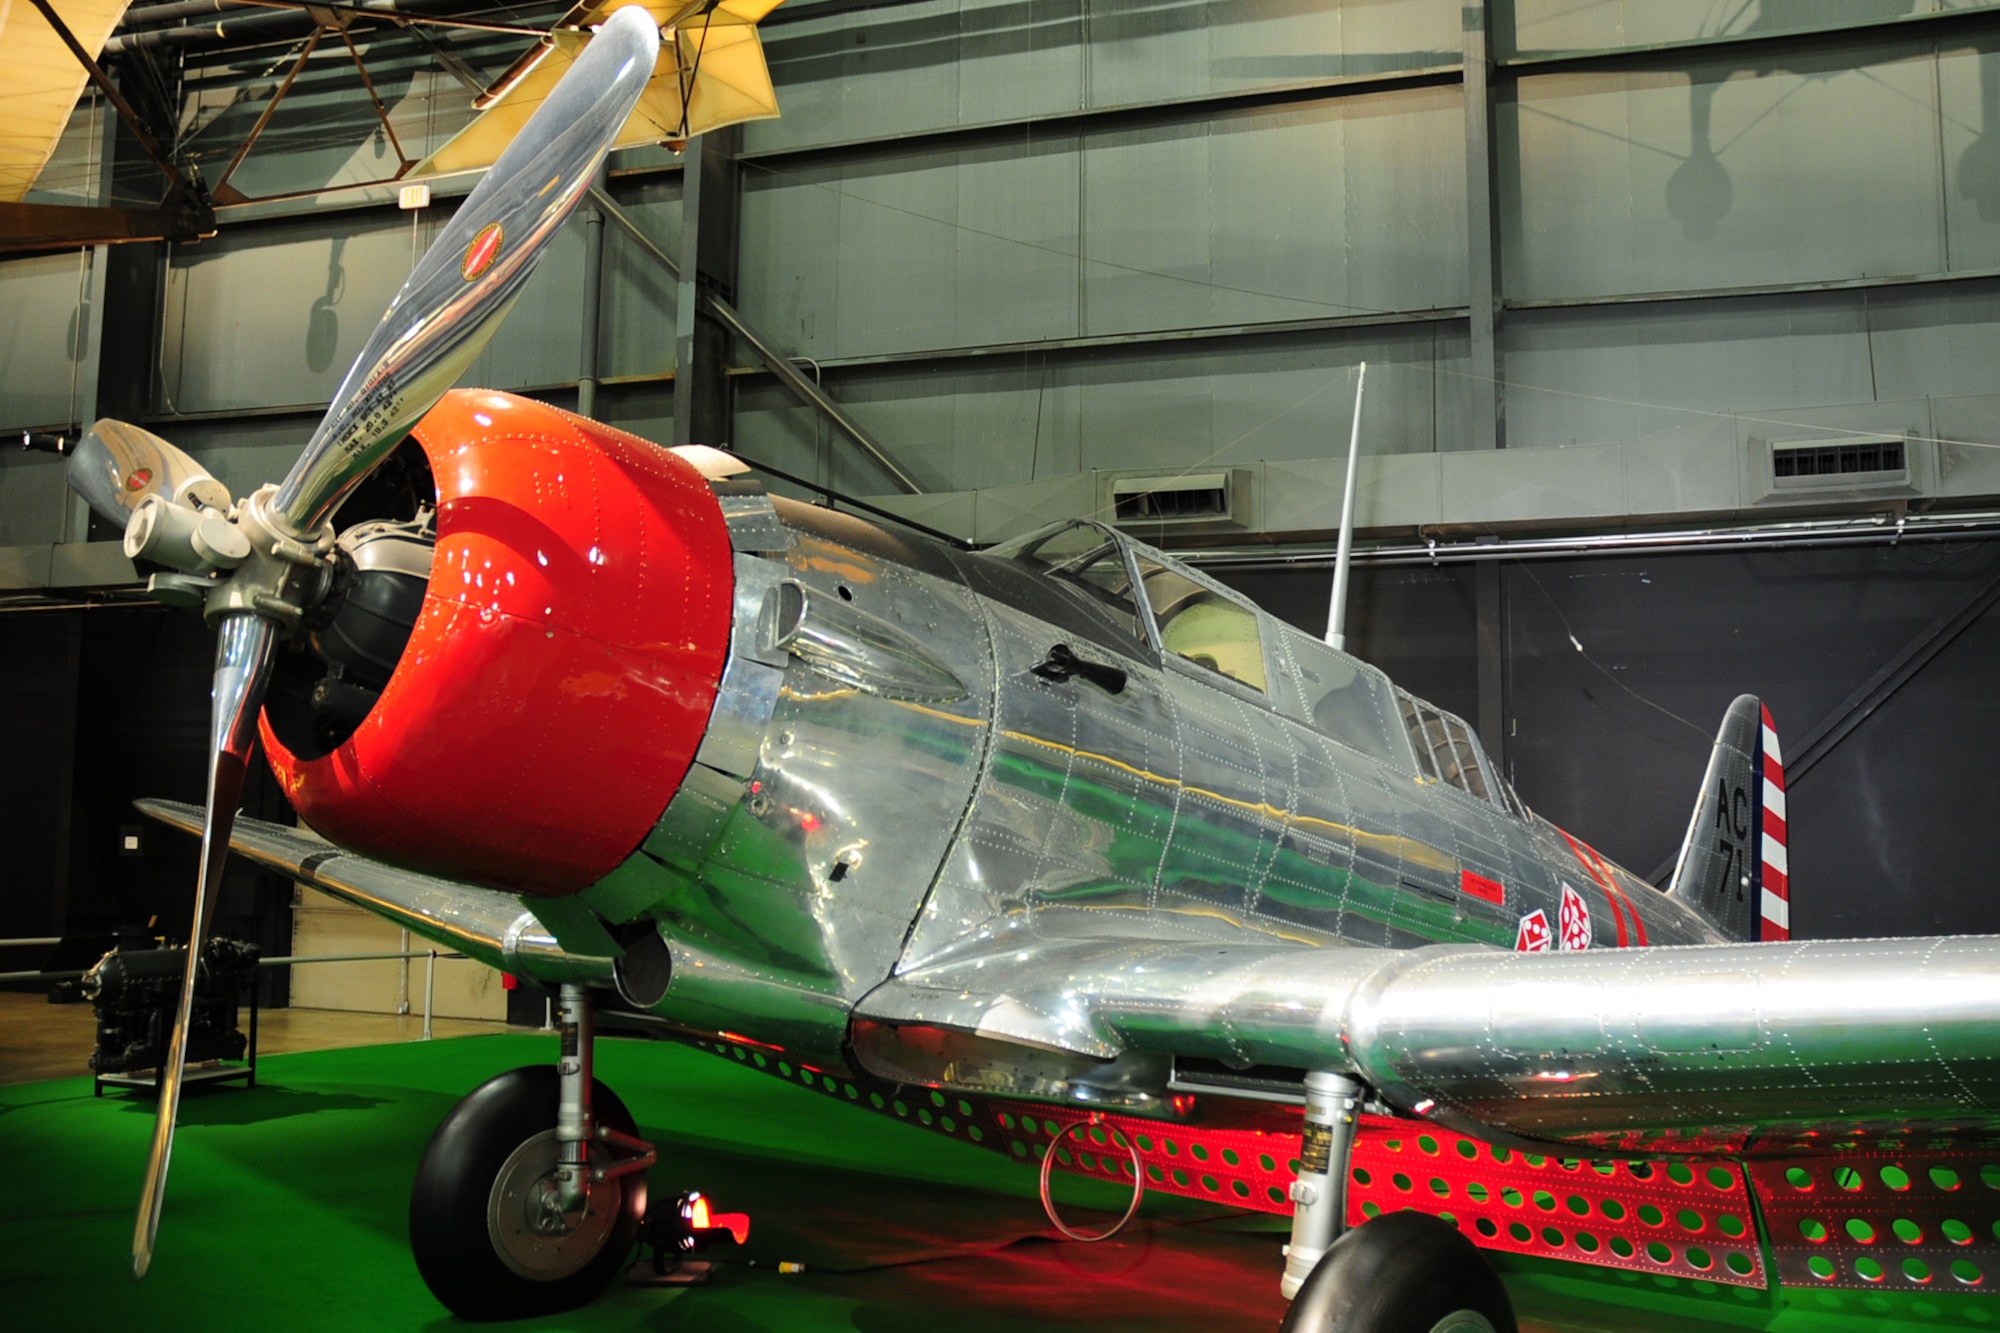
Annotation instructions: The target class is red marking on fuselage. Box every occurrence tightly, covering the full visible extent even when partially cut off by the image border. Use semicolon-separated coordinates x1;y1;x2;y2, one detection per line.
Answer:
1558;827;1647;946
1460;868;1506;905
1515;909;1552;952
1588;841;1649;946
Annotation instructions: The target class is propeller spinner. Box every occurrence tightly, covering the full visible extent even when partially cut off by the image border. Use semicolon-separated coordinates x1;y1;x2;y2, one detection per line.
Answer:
67;6;665;1279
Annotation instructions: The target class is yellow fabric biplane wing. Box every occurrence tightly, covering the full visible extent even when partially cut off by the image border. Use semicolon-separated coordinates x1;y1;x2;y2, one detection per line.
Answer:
414;0;784;178
0;0;131;201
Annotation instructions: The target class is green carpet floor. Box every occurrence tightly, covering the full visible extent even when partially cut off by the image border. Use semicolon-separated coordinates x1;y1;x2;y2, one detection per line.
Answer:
2;1032;1995;1331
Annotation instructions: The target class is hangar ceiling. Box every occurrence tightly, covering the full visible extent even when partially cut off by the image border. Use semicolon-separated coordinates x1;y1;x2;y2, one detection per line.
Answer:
8;0;2000;580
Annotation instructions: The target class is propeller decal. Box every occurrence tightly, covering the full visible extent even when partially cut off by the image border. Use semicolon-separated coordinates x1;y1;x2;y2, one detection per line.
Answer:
461;222;505;281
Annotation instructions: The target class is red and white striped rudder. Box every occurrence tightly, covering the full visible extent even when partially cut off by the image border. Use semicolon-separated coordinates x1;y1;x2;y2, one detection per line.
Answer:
1757;703;1790;941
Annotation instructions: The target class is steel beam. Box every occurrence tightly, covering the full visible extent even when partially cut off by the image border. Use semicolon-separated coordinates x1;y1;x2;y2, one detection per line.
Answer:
673;128;740;454
577;163;608;420
738;66;1465;168
0;199;213;253
586;185;920;493
1786;566;2000;786
1475;560;1507;771
1462;0;1503;452
1497;6;2000;77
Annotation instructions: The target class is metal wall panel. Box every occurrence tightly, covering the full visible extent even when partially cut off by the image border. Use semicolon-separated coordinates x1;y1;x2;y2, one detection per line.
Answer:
1499;0;1976;60
1082;88;1466;335
747;0;1083;156
160;202;588;414
600;178;682;382
747;0;1457;156
1504;294;1879;450
738;87;1464;366
160;212;412;413
1938;37;2000;270
732;323;1461;496
0;251;96;431
1071;329;1450;467
1504;49;1946;301
1934;393;2000;491
739;135;1082;360
0;455;70;546
1867;278;2000;398
1506;280;2000;454
1086;0;1457;103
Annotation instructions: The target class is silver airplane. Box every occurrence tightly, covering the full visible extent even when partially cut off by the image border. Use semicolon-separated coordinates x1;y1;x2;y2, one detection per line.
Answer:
64;7;2000;1333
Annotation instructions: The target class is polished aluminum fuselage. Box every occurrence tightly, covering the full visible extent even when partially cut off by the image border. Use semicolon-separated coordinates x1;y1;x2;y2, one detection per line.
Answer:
168;484;2000;1159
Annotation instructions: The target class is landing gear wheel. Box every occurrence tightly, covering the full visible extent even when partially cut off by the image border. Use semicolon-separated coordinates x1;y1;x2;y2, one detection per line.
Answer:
1279;1211;1517;1333
411;1066;646;1320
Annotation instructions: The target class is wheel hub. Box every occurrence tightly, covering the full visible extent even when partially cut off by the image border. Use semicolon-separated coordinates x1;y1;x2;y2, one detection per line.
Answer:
486;1128;617;1280
1428;1314;1498;1333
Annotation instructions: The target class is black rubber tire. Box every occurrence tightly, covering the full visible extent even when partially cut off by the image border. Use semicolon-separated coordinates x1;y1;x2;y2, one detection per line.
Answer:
1279;1211;1517;1333
409;1066;646;1321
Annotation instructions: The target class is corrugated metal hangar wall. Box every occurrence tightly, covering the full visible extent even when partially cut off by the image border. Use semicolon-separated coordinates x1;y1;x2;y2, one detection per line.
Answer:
2;0;1998;950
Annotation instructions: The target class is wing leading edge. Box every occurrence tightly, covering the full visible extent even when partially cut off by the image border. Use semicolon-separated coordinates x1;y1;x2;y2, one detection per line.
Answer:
855;929;2000;1156
138;799;612;986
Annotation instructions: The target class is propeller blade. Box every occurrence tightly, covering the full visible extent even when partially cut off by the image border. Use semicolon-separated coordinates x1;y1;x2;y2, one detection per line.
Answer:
270;5;661;536
131;612;277;1279
68;419;230;529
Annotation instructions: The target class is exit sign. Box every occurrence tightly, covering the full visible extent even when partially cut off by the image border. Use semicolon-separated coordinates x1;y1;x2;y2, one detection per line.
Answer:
398;184;432;211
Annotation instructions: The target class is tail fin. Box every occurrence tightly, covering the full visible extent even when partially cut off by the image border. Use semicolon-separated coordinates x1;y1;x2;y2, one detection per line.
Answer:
1666;695;1791;942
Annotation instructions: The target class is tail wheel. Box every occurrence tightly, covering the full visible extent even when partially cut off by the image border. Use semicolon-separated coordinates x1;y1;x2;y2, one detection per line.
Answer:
1280;1211;1517;1333
411;1066;645;1320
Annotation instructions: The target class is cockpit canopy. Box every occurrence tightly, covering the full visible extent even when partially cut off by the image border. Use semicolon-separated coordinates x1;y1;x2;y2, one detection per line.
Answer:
990;520;1531;819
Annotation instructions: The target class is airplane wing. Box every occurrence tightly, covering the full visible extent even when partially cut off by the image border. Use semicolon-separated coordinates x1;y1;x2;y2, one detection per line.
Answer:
414;0;785;178
1;0;130;201
853;924;2000;1156
137;799;616;984
145;796;2000;1158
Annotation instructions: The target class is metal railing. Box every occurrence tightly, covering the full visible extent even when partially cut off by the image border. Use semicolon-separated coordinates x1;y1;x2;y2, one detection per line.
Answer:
0;947;472;1041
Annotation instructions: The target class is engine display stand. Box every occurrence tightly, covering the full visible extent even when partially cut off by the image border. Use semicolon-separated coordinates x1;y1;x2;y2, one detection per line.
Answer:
92;983;259;1098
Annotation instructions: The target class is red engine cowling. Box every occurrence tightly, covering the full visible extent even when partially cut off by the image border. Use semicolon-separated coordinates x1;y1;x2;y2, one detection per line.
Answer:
261;390;735;896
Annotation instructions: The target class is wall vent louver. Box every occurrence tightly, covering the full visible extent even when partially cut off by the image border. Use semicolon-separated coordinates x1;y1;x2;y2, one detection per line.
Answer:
1751;434;1925;506
1105;469;1253;533
1771;439;1906;483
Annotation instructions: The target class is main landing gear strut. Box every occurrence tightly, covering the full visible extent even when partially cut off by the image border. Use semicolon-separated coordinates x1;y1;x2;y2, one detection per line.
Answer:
1278;1071;1518;1333
410;984;657;1320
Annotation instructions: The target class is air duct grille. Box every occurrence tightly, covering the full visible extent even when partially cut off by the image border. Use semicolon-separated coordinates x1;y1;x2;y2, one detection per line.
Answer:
1105;470;1251;532
1772;439;1905;481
